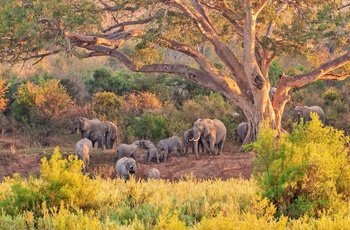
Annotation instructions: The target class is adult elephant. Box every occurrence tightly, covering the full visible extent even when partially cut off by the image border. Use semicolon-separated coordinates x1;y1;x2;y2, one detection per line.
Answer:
115;157;137;181
237;122;248;144
292;106;325;124
71;116;105;148
191;118;227;160
104;121;118;149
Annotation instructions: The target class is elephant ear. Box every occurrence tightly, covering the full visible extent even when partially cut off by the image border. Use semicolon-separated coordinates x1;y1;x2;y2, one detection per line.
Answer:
204;121;214;137
80;118;90;131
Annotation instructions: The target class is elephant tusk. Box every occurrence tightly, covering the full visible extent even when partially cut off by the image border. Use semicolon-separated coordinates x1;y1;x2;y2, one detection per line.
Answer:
192;136;200;142
189;138;194;142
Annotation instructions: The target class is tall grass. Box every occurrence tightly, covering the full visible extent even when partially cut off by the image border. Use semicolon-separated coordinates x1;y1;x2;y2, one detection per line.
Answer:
1;143;350;229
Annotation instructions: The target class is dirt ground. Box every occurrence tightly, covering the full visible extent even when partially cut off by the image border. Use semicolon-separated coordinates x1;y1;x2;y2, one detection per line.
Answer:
0;137;256;181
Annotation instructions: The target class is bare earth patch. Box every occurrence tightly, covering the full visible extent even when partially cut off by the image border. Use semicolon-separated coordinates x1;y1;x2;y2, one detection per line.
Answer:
0;149;255;181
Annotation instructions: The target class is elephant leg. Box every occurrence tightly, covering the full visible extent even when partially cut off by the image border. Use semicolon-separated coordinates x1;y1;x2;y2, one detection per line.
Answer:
209;138;218;155
202;140;211;155
163;149;169;162
177;149;181;157
156;153;160;164
218;138;225;155
147;150;152;164
184;144;189;155
143;151;149;164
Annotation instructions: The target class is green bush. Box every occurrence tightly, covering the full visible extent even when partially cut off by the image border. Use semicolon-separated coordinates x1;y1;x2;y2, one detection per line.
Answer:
247;114;350;218
92;91;122;122
127;113;167;140
0;148;100;218
11;79;73;145
322;87;340;102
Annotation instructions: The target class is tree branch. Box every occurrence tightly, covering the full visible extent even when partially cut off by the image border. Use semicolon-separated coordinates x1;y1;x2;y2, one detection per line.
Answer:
82;44;247;106
102;10;164;33
284;51;350;88
64;30;145;47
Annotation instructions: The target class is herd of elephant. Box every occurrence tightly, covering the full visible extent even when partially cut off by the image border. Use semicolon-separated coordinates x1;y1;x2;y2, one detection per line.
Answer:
73;105;325;180
72;117;228;180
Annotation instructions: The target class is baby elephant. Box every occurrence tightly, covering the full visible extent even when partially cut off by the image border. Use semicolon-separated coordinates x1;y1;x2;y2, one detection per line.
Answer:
157;136;184;163
115;157;137;181
116;140;142;162
141;140;160;164
75;138;93;174
146;168;160;180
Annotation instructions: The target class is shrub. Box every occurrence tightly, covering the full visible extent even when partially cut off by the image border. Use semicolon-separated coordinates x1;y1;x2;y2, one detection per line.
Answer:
0;148;101;218
12;79;73;125
127;113;166;140
11;79;73;145
0;77;10;113
92;91;122;122
247;114;350;218
39;148;101;210
322;87;340;102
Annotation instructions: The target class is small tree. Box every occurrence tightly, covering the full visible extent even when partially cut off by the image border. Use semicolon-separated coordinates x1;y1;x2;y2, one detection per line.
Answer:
12;79;73;143
92;91;122;122
248;114;350;218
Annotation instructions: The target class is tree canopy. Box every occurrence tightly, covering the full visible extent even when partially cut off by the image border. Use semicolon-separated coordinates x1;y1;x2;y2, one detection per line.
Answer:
1;0;350;143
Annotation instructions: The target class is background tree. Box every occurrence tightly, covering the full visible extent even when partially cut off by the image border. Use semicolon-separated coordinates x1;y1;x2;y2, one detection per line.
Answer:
1;0;350;143
12;79;73;145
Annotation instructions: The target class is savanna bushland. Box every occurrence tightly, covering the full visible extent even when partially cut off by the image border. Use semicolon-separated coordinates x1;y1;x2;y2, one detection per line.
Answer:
1;0;350;228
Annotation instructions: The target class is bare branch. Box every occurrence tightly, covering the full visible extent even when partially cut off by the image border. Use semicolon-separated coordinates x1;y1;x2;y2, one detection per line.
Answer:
284;51;350;88
254;0;269;16
102;10;163;33
64;30;145;47
338;2;350;10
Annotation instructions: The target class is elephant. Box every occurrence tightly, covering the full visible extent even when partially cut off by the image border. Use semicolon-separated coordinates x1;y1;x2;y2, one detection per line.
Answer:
116;140;143;161
269;87;277;102
157;136;184;163
237;122;248;144
146;167;160;180
191;118;227;159
140;140;160;164
71;116;105;149
75;138;93;174
89;131;104;148
292;106;325;124
115;157;137;181
183;128;204;155
104;121;118;149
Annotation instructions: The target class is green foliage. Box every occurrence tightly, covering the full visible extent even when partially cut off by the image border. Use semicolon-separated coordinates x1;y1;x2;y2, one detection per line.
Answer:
0;77;10;112
127;113;166;140
3;155;350;228
268;61;282;87
11;78;73;145
0;0;103;62
322;87;340;102
0;148;100;218
248;115;350;218
92;91;122;122
39;148;100;209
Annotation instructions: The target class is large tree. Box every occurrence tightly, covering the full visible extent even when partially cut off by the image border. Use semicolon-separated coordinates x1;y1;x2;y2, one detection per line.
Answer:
1;0;350;143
